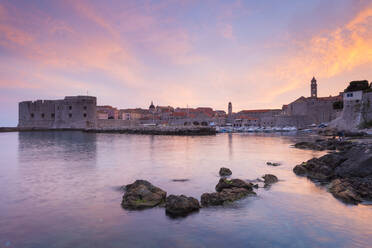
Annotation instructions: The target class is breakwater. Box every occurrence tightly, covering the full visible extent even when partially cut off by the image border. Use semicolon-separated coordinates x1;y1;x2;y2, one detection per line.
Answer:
84;126;216;135
1;126;217;135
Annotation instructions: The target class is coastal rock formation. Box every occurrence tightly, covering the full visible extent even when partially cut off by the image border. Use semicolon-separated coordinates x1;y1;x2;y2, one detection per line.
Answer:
294;139;352;151
215;178;254;192
266;162;281;166
201;188;256;206
262;174;278;186
293;143;372;204
165;195;200;216
122;180;167;209
219;167;232;177
201;178;256;206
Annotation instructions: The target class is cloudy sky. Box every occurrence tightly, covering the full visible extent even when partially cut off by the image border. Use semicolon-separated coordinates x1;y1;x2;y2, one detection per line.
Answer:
1;0;372;126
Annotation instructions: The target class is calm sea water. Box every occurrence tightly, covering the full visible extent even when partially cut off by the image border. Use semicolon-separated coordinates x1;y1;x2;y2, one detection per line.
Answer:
0;131;371;248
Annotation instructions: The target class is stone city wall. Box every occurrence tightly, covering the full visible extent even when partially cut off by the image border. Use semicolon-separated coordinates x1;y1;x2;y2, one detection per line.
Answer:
96;119;138;129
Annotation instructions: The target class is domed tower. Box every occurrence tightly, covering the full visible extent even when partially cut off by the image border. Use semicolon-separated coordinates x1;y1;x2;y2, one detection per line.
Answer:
311;77;317;98
149;101;155;113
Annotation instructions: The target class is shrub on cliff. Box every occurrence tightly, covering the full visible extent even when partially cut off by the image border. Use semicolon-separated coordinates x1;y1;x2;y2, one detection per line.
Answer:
344;80;369;92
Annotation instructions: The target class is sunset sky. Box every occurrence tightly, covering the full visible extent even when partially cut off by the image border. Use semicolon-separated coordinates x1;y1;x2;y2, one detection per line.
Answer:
1;0;372;126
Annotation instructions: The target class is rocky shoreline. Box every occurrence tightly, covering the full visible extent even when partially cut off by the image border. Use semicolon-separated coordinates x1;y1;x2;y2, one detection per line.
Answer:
120;168;278;217
293;140;372;204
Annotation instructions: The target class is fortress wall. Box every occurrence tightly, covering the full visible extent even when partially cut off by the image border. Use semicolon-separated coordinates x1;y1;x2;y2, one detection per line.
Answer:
18;100;56;128
18;96;97;129
274;115;307;128
361;92;372;125
288;98;340;126
306;101;340;124
329;92;371;130
53;96;97;129
96;119;137;129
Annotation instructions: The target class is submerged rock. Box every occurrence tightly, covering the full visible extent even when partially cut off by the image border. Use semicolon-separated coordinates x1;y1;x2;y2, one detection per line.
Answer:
219;167;232;177
294;140;352;151
201;188;256;207
266;162;281;166
262;174;278;186
171;179;190;182
122;180;166;210
165;195;200;216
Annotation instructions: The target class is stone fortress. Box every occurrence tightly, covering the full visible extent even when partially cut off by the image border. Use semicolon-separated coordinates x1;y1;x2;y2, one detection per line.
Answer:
18;78;372;130
18;96;97;129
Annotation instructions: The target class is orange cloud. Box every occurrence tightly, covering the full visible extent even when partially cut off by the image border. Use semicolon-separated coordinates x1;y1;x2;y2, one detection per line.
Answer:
263;3;372;102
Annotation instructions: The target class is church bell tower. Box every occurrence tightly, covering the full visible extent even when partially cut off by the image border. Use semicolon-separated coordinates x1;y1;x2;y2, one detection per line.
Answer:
228;102;232;123
311;77;317;98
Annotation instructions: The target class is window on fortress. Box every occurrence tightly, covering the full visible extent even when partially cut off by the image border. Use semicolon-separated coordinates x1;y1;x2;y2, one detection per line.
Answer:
69;113;72;118
69;106;72;110
51;113;55;118
84;106;87;110
83;113;87;118
41;113;45;118
31;113;34;118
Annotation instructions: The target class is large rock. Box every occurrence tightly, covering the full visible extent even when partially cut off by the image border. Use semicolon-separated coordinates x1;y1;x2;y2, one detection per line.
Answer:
334;146;372;178
293;153;347;180
293;143;372;205
165;195;200;216
262;174;278;186
219;167;232;177
215;178;254;192
201;178;256;206
201;188;256;206
266;162;281;166
122;180;166;209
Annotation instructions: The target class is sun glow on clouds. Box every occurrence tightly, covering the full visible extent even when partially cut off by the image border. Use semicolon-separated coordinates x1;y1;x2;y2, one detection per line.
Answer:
0;0;372;125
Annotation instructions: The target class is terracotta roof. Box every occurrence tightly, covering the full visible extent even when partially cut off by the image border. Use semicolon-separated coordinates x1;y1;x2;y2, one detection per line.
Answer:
172;112;187;117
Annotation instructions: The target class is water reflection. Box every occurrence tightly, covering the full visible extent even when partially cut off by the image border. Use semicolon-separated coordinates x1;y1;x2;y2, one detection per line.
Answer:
0;131;370;248
228;133;233;159
18;131;97;163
